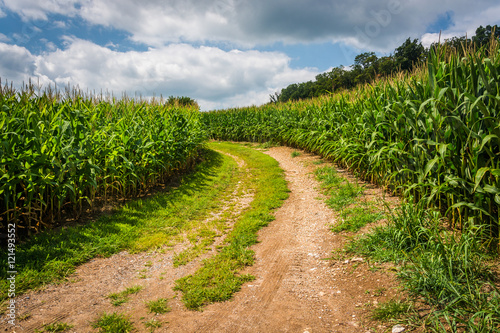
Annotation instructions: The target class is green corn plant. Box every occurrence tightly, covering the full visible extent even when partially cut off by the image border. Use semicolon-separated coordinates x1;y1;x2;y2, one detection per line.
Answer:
0;83;206;238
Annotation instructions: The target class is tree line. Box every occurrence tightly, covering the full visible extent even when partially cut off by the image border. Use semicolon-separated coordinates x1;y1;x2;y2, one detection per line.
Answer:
270;25;499;103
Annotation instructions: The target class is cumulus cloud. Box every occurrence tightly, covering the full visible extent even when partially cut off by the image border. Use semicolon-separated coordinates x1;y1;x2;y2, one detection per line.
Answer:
3;0;500;51
421;4;500;48
2;0;80;21
0;39;318;110
0;42;38;82
76;0;417;50
53;20;68;29
62;0;500;51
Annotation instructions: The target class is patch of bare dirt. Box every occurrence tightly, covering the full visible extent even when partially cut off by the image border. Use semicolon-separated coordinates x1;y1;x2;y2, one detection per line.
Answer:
2;147;406;333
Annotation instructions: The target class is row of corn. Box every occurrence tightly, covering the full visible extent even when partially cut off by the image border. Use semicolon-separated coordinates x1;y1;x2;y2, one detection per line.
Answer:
203;43;500;245
0;87;206;235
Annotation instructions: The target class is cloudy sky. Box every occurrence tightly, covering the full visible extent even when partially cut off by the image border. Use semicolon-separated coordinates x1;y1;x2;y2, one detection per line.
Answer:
0;0;499;110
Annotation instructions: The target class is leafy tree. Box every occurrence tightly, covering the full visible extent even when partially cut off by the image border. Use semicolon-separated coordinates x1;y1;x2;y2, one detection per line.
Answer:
354;52;378;69
394;38;425;71
352;52;379;84
269;24;498;104
472;25;500;47
166;96;198;108
377;56;396;76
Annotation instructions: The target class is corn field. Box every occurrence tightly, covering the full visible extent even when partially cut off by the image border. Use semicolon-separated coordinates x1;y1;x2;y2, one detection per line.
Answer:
203;43;500;246
0;84;206;236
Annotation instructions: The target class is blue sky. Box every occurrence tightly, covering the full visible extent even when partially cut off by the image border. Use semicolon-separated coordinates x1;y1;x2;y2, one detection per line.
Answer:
0;0;499;110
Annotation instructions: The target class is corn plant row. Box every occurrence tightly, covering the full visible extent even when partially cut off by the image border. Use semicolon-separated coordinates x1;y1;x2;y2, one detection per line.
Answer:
0;88;206;235
203;44;500;246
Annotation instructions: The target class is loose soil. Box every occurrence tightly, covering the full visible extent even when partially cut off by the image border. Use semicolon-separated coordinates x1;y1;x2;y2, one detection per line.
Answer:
2;146;405;333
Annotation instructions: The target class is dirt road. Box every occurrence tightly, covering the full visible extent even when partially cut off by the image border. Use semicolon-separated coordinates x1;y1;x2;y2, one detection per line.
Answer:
4;147;401;333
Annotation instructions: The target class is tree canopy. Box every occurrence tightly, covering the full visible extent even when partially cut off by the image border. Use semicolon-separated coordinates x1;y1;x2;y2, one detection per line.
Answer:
270;24;499;103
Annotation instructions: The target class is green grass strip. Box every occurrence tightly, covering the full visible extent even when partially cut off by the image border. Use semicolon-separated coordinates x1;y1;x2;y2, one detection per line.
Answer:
92;312;134;333
107;285;143;306
174;142;289;310
0;148;240;302
314;166;364;211
332;205;384;233
315;165;382;233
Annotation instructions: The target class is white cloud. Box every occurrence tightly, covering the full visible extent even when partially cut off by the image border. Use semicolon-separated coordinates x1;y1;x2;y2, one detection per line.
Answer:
0;33;9;42
0;39;318;110
0;43;37;82
421;4;500;48
77;0;500;51
53;20;67;28
104;41;118;49
2;0;79;20
3;0;500;51
40;38;57;51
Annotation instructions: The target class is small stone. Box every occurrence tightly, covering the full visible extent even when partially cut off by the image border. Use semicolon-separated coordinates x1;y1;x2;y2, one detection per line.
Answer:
319;292;325;296
351;257;364;262
343;259;350;264
392;324;406;333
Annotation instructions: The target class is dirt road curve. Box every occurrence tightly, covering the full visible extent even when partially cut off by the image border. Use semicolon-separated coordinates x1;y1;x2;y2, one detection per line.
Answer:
3;147;400;333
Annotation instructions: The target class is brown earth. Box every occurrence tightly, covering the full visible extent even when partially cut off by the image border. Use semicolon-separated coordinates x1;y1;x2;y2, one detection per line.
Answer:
2;146;407;333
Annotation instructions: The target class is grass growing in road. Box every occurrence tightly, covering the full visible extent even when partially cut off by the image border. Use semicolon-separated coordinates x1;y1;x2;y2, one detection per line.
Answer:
108;285;143;306
371;299;414;321
143;318;162;332
315;166;364;211
0;148;240;302
171;199;240;268
315;165;381;233
174;142;289;310
145;298;170;314
92;312;134;333
35;322;74;333
332;205;384;232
